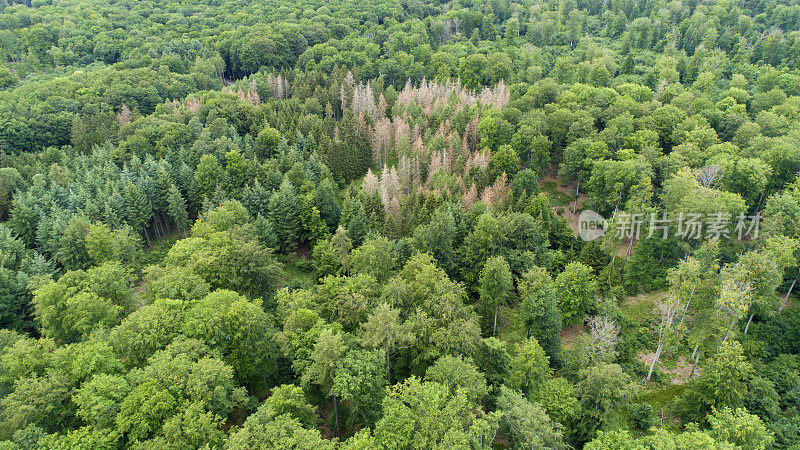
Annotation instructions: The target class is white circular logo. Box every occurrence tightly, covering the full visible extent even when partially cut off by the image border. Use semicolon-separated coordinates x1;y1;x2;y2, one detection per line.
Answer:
578;210;608;241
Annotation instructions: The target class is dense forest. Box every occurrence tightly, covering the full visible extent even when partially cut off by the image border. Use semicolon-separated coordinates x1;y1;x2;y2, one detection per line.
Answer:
1;0;800;447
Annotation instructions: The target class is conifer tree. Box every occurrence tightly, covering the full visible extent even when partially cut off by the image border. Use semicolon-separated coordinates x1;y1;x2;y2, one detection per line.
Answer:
124;182;153;246
253;214;279;250
167;185;189;234
331;225;353;274
268;179;300;252
314;178;340;230
347;199;368;247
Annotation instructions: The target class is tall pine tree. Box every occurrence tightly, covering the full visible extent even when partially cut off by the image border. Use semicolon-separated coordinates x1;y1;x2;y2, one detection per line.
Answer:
124;182;153;246
269;179;300;252
167;185;189;235
347;198;368;247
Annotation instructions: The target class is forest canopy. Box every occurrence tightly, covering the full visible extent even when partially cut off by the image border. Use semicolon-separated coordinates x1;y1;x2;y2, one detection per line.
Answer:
1;0;800;447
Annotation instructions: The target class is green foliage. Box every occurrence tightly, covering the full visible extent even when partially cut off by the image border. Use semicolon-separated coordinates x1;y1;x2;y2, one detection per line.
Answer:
459;213;503;290
497;386;566;450
373;377;500;449
57;217;93;271
708;407;774;450
312;238;342;279
73;374;131;429
491;145;520;179
584;430;642;450
241;384;318;429
530;380;577;430
302;329;347;396
3;0;800;445
114;381;177;442
139;265;210;304
630;403;656;430
114;339;248;445
167;200;282;299
358;302;414;384
349;235;396;283
226;413;334;450
123;182;153;244
519;266;562;365
381;253;482;371
0;225;52;333
555;262;598;325
575;363;638;442
38;427;121;450
107;302;184;368
424;355;488;403
586;157;653;214
182;290;279;386
268;180;301;252
340;429;376;449
31;262;133;342
478;255;512;336
678;341;754;423
315;274;380;331
333;349;387;426
1;373;77;436
508;337;551;395
85;223;141;268
166;185;189;233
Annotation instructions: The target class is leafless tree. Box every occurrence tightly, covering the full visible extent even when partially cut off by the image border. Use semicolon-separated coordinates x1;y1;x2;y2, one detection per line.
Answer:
398;154;413;190
583;315;621;365
362;168;379;194
462;183;478;208
695;164;724;189
117;104;132;127
380;166;401;210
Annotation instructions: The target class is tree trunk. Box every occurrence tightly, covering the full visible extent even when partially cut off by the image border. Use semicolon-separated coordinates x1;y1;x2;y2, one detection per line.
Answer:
159;213;167;238
625;235;636;258
153;215;162;239
678;286;697;328
332;395;341;437
689;349;701;378
646;307;674;382
386;349;392;385
646;341;663;382
779;278;797;313
160;213;169;236
744;312;754;335
721;318;736;344
493;302;498;336
150;217;158;239
143;227;151;247
572;178;580;213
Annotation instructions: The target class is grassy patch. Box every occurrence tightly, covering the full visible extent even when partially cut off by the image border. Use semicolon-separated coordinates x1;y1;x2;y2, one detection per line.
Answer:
540;180;573;207
497;306;526;352
140;231;182;267
560;324;589;349
642;383;687;407
279;254;317;290
620;290;667;325
641;383;686;432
